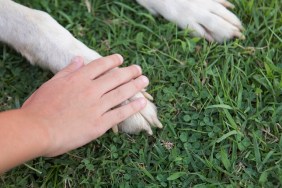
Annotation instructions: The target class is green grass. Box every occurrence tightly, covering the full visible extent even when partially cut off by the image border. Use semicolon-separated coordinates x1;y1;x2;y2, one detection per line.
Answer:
1;0;282;187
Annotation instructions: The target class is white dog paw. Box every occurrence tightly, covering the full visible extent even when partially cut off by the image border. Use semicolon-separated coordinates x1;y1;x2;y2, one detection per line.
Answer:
116;92;162;135
137;0;244;42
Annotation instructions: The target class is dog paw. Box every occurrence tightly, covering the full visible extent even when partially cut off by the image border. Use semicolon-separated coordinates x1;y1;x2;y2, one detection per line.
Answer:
137;0;244;42
115;91;162;135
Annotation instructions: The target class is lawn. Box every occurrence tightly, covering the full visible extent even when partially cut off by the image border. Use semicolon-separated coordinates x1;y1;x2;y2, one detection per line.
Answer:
0;0;281;187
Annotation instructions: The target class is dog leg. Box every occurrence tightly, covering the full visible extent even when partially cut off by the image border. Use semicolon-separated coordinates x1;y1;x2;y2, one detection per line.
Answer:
0;0;162;135
0;0;101;73
136;0;244;42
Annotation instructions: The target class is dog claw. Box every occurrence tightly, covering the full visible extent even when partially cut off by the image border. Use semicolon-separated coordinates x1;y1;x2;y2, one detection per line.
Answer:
112;125;119;134
137;0;244;42
142;90;154;101
216;0;235;9
117;92;162;135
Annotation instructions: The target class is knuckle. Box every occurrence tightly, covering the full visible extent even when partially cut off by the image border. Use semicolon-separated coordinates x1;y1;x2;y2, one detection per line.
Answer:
132;82;140;92
95;60;106;69
114;66;140;83
132;79;142;91
115;87;127;100
65;74;78;84
129;101;139;112
116;110;127;121
113;70;125;83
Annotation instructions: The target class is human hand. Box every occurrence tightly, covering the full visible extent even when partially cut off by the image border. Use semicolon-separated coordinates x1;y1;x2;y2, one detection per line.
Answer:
21;54;148;157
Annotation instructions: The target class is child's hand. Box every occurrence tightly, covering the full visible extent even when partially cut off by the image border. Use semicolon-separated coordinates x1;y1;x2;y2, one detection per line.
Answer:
22;54;148;157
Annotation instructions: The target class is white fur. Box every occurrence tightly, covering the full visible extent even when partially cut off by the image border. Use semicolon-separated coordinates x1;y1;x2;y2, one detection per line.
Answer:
0;0;101;73
136;0;244;42
0;0;162;135
0;0;243;134
118;92;163;135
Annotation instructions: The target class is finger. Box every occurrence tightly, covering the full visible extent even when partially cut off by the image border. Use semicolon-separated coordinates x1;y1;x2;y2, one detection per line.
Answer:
78;54;124;79
100;75;149;112
52;56;84;79
93;65;142;95
21;91;37;108
101;98;147;131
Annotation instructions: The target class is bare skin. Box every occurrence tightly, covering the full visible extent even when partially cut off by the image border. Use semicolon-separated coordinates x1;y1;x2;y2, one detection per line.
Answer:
0;54;149;173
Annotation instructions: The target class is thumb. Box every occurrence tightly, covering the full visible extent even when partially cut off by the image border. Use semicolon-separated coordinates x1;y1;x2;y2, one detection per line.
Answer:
52;56;84;79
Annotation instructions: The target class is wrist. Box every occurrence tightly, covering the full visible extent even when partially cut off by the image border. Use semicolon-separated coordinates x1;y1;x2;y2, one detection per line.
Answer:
0;109;51;173
15;108;51;157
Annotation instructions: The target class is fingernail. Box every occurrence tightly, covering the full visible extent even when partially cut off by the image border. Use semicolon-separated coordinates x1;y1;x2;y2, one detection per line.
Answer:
139;75;149;85
115;54;124;63
134;65;142;74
